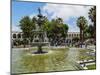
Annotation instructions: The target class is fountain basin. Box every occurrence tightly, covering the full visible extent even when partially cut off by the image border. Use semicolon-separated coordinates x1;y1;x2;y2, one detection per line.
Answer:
32;42;50;46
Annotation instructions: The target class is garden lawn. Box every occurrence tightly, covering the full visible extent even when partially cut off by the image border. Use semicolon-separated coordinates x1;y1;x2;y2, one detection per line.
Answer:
86;64;96;70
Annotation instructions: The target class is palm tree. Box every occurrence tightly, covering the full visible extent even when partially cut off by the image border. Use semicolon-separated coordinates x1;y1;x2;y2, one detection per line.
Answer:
88;25;94;38
88;6;96;42
77;16;88;47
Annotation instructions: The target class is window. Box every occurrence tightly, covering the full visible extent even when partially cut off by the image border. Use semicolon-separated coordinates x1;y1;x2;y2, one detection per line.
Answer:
13;34;16;38
69;34;71;37
18;34;21;38
71;34;73;37
74;34;76;37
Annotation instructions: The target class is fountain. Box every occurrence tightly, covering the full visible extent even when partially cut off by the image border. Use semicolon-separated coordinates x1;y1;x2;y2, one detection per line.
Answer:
32;8;50;54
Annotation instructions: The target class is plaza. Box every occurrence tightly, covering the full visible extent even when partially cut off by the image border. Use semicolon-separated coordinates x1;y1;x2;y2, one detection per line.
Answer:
11;30;96;74
11;46;96;74
11;1;96;74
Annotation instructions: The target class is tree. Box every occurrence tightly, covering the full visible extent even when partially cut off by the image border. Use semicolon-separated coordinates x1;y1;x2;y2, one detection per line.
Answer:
19;15;69;47
77;16;88;47
87;25;94;38
83;25;89;39
62;24;68;38
88;6;96;42
19;16;35;47
45;18;69;46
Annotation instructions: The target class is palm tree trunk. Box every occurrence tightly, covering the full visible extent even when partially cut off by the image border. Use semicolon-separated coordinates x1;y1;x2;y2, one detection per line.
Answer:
82;30;83;45
80;29;82;48
94;22;96;50
94;22;96;42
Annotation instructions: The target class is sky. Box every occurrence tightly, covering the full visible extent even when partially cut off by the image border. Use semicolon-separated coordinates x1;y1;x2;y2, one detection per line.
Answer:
12;0;93;32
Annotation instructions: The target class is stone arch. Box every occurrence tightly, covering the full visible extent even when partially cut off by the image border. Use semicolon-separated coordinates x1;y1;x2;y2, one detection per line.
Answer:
13;34;16;38
17;33;21;38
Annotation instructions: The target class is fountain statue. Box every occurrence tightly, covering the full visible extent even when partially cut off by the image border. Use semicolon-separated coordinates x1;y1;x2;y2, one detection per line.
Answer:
32;8;49;54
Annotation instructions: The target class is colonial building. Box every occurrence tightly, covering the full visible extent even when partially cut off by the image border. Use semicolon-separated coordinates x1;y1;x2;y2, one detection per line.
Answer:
12;31;23;40
12;31;80;45
66;32;80;43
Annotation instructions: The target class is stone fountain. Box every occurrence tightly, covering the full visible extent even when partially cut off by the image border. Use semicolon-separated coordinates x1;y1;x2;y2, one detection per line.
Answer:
32;8;49;54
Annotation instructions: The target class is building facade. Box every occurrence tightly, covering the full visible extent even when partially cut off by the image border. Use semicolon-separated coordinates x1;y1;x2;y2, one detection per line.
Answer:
12;31;80;46
66;32;80;43
12;31;23;40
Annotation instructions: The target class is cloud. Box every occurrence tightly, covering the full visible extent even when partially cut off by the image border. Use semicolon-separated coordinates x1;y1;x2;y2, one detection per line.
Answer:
12;25;21;32
42;4;93;32
43;4;92;21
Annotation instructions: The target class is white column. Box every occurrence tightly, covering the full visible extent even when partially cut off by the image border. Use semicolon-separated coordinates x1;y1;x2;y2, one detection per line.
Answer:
17;33;18;39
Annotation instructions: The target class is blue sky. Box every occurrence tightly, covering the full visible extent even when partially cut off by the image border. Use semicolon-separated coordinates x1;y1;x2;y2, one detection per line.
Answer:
12;1;46;31
12;0;92;32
